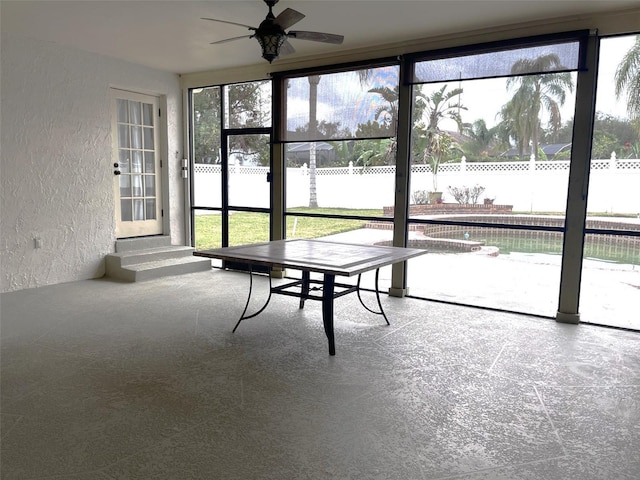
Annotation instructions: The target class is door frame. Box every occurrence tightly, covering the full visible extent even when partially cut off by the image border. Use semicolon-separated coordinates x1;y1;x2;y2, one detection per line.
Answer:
110;88;169;239
221;128;273;248
220;128;273;272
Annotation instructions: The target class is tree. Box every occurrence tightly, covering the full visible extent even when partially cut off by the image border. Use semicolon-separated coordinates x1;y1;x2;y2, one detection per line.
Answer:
591;130;619;159
367;85;399;134
417;84;465;137
615;35;640;123
192;87;221;164
226;81;271;129
504;54;574;160
192;81;272;165
360;84;400;166
351;138;395;168
419;131;460;190
355;120;391;138
497;90;535;159
413;84;466;190
462;119;499;158
308;75;320;208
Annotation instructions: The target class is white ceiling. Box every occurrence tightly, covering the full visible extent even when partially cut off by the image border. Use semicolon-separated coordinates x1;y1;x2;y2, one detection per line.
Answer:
1;0;638;74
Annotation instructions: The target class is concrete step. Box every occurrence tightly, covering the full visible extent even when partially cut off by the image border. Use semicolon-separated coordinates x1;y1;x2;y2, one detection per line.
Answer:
114;256;212;282
115;236;172;253
107;246;196;268
105;241;211;282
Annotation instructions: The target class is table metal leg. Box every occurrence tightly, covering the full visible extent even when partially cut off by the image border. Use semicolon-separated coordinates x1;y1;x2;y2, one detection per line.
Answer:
356;268;390;325
232;265;273;333
299;270;310;309
322;274;336;356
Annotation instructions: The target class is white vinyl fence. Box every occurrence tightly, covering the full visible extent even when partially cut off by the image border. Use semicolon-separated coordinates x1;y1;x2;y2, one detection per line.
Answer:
193;156;640;214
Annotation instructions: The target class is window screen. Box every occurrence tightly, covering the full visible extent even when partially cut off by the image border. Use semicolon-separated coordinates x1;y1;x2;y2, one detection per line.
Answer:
413;39;582;84
283;65;400;142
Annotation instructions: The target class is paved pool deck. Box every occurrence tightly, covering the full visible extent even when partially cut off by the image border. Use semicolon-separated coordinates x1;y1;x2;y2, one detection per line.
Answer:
314;228;640;332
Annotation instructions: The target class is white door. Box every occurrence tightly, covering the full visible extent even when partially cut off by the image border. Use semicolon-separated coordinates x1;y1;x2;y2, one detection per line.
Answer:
111;89;163;238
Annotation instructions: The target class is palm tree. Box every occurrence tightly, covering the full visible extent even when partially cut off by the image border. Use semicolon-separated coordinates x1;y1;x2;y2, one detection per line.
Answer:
418;84;465;135
307;75;320;208
462;119;499;158
505;53;574;160
367;85;399;132
614;35;640;122
497;90;536;159
413;84;466;190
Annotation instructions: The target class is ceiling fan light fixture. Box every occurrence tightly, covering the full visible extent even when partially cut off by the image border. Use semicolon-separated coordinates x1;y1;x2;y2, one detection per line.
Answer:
203;0;343;64
256;32;286;63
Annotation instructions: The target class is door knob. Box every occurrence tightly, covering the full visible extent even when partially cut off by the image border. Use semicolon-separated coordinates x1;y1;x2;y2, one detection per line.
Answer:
114;170;121;175
114;163;119;168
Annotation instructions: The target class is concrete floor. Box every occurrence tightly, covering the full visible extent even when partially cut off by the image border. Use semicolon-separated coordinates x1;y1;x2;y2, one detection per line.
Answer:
1;269;639;479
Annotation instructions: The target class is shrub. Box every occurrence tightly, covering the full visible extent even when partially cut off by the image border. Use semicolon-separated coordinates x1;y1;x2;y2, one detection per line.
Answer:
447;184;486;204
412;190;430;205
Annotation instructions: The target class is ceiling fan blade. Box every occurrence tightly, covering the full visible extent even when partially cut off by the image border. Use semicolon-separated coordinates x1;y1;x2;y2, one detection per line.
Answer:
280;40;296;56
210;35;253;45
201;17;256;31
288;31;344;45
274;8;305;29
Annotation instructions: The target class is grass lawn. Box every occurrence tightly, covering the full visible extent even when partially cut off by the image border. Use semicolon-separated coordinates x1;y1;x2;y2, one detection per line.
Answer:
194;208;384;250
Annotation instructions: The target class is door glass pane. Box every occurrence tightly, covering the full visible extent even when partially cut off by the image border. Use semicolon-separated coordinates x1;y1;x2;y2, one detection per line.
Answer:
117;99;128;123
143;127;154;149
228;211;269;247
144;175;155;196
144;152;155;173
133;199;144;221
118;125;129;148
132;175;143;196
142;102;154;126
145;199;156;220
227;134;270;208
129;101;141;125
120;199;132;221
225;80;271;129
581;34;640;330
194;209;222;250
191;86;222;208
132;151;143;173
131;126;142;149
119;175;131;197
118;151;130;173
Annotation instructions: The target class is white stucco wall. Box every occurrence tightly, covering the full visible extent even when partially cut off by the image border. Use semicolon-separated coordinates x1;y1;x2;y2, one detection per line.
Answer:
0;33;183;292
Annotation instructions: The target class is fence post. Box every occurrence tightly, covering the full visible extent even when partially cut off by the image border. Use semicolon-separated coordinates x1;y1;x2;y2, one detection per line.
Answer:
301;163;308;176
610;151;617;169
348;160;353;175
460;156;466;172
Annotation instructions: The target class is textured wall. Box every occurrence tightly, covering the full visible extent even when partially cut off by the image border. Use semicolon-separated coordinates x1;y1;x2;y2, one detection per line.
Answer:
0;33;183;292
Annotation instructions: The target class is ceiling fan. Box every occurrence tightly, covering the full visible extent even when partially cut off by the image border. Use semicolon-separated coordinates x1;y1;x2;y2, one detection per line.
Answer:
202;0;344;63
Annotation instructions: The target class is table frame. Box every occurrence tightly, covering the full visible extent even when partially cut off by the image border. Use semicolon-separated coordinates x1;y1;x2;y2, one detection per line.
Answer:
194;239;427;355
233;266;389;355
